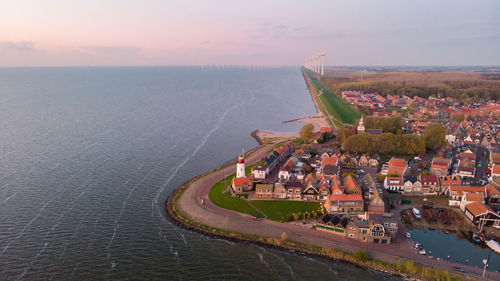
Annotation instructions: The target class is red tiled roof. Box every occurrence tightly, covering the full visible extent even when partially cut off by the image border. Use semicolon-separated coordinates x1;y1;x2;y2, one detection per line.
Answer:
232;177;252;186
329;194;363;201
420;175;438;184
389;158;407;167
486;184;500;197
465;202;490;217
465;193;483;202
449;186;485;197
492;164;500;175
386;176;403;185
320;127;333;133
322;156;339;167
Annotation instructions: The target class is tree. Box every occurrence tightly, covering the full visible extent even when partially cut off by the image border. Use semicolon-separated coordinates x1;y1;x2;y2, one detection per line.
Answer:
299;123;314;142
422;123;446;150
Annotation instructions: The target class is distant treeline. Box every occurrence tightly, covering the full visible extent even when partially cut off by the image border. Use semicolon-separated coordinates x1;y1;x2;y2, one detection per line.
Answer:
336;82;499;101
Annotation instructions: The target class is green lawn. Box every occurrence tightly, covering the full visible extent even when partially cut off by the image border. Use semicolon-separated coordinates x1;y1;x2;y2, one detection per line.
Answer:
313;79;361;125
209;167;262;218
249;200;321;221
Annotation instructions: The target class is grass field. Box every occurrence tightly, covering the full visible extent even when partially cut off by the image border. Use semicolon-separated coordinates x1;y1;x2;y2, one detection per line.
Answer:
312;79;361;125
209;167;262;218
250;200;321;221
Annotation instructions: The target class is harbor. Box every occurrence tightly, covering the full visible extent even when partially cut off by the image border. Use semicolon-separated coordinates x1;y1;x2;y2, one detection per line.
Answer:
407;228;500;271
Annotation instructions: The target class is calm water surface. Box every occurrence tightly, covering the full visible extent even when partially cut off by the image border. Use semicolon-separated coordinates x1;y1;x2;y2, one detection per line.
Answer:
0;67;403;280
409;229;500;271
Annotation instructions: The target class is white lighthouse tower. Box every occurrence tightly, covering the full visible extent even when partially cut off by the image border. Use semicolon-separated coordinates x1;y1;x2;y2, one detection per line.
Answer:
357;115;365;134
236;155;245;178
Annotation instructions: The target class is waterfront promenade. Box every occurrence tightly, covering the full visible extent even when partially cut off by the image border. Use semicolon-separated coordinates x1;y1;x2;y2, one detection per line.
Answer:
173;142;500;281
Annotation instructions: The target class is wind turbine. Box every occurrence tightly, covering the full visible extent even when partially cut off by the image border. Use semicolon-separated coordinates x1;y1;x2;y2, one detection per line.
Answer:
321;50;325;76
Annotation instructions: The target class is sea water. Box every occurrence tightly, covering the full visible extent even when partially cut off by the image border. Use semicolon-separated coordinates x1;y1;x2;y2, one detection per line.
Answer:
0;66;402;280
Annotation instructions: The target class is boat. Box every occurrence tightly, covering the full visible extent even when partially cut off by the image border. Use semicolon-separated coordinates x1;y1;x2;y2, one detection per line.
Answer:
472;233;482;244
415;243;426;255
405;232;412;238
486;240;500;254
442;229;451;234
413;208;421;219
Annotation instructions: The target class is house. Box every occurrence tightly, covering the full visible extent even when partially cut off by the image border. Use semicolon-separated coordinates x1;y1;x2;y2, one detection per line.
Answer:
360;173;377;198
315;214;349;236
326;194;364;214
454;166;475;178
285;180;303;200
346;215;396;244
359;154;370;167
403;178;422;194
322;165;340;178
430;157;450;176
463;202;500;227
486;184;500;211
459;193;484;211
255;183;274;199
419;174;440;194
447;186;486;206
384;176;404;191
303;179;320;201
320;126;333;134
368;188;386;214
251;164;268;180
387;158;408;176
439;176;461;193
231;177;253;194
321;155;339;167
274;182;287;199
370;214;398;239
346;219;370;242
278;165;292;180
368;158;379;168
318;184;331;201
343;175;362;194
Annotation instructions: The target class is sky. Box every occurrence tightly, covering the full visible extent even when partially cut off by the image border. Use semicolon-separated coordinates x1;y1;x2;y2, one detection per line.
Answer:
1;0;499;66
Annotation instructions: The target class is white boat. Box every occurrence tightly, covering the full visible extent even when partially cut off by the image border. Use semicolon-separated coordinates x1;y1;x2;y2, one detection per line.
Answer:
405;232;412;238
413;208;421;219
415;243;426;255
486;240;500;254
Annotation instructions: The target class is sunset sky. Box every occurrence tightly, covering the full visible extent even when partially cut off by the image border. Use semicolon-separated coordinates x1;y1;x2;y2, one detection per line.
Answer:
1;0;499;66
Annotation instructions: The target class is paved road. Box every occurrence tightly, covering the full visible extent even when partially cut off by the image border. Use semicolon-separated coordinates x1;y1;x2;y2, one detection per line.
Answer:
175;143;500;280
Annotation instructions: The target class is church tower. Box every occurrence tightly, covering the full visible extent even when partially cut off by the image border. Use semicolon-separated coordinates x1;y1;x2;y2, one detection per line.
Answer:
357;115;365;134
236;155;245;178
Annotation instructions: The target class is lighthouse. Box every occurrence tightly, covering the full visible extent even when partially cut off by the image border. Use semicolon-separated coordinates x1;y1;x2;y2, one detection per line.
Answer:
236;155;245;178
357;115;365;134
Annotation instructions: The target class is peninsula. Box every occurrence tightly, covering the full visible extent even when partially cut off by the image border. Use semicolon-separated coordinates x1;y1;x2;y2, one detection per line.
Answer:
166;67;500;281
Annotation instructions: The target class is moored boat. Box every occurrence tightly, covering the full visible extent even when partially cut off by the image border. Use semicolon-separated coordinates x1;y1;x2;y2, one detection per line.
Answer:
413;208;421;219
486;240;500;254
415;243;426;255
